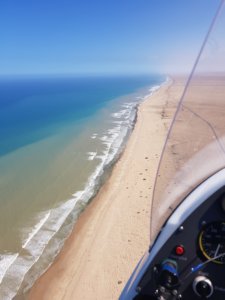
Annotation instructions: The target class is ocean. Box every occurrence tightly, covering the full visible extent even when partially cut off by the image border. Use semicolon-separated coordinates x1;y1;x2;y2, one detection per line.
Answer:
0;74;164;299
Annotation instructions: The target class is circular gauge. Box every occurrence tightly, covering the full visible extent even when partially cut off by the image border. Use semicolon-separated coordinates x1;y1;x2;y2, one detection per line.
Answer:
199;222;225;264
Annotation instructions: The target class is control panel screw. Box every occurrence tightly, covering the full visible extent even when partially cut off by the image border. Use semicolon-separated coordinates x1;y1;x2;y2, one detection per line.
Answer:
154;289;159;295
136;286;141;293
159;286;165;293
178;225;184;232
201;221;207;227
172;289;178;296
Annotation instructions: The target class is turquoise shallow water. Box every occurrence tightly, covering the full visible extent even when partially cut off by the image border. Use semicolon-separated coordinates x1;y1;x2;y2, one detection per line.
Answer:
0;74;164;299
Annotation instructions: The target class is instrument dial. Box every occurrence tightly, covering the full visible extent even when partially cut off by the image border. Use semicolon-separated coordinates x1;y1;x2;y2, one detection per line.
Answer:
199;222;225;264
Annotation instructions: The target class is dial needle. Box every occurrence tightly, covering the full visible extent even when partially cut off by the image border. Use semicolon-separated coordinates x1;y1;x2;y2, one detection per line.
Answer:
182;252;225;282
214;244;221;258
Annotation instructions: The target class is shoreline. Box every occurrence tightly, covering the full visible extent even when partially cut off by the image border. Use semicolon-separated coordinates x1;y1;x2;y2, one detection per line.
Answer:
0;79;164;300
28;78;184;300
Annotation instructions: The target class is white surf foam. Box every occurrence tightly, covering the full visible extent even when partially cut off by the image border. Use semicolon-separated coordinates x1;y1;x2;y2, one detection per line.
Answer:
149;85;160;93
91;133;98;139
111;109;127;119
0;254;19;285
0;198;79;299
87;152;97;161
22;212;51;249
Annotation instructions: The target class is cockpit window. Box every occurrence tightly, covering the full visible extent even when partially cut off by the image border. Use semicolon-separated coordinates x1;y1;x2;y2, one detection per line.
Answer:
151;1;225;242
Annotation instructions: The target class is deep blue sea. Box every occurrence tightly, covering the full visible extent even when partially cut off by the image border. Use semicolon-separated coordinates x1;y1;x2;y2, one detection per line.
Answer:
0;75;163;157
0;74;164;299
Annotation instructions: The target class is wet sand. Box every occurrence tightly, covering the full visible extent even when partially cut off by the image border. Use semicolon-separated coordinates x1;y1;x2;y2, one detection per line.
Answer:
29;78;185;300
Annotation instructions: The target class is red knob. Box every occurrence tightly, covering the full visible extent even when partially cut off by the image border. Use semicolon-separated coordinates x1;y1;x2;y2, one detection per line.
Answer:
175;245;185;256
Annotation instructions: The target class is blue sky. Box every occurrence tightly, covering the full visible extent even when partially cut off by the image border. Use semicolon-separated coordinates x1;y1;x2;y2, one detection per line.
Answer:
0;0;221;76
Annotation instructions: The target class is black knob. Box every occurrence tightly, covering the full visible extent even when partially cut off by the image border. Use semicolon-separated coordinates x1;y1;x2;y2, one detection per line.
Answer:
193;276;213;298
159;259;179;289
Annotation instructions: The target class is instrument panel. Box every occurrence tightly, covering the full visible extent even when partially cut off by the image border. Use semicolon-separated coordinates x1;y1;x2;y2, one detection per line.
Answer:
133;187;225;300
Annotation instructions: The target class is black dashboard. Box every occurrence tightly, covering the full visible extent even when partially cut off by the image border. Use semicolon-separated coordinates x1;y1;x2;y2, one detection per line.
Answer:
133;187;225;300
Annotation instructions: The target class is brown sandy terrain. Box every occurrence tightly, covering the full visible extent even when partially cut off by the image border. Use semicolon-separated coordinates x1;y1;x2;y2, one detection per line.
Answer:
29;78;185;300
152;75;225;240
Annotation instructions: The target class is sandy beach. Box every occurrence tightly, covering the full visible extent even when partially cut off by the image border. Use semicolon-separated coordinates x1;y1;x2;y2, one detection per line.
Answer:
29;78;185;300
